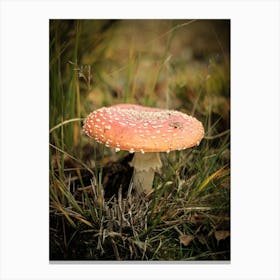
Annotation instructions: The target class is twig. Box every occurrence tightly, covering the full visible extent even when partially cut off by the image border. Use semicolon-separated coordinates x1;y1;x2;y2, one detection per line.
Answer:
49;118;84;134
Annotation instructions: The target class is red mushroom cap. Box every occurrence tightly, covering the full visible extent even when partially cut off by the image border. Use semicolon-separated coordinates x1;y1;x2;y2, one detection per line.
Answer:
83;104;204;153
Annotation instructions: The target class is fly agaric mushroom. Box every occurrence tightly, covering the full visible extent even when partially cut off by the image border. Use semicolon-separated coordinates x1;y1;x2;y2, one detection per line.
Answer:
83;104;204;194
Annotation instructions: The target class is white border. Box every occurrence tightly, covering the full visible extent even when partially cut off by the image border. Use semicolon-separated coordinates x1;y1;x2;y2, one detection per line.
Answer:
1;0;279;279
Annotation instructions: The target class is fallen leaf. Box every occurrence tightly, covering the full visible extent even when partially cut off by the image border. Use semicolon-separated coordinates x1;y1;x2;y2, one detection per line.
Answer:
179;235;194;247
214;230;230;242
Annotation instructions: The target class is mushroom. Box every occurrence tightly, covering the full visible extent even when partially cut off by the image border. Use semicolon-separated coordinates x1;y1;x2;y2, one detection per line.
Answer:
83;104;204;194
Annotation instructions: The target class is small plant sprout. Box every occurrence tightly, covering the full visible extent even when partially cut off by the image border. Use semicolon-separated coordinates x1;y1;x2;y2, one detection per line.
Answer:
83;104;204;194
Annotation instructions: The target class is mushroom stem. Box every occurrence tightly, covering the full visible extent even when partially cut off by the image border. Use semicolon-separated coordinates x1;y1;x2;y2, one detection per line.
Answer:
129;152;162;194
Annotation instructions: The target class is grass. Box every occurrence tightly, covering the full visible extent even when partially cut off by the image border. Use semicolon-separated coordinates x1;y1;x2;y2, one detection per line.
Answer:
49;19;230;261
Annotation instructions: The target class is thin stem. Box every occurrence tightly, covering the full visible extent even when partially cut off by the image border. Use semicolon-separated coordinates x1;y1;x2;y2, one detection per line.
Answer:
49;118;84;134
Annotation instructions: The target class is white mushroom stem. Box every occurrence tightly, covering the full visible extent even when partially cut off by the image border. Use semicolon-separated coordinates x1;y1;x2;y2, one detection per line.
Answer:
129;152;162;194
